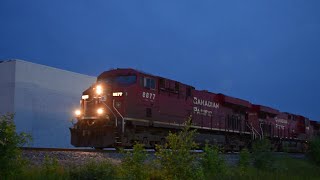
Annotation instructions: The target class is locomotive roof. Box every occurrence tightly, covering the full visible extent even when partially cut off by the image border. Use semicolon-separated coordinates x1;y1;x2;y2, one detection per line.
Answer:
98;68;138;79
216;93;251;108
310;120;320;126
252;104;279;115
98;68;192;87
97;68;314;120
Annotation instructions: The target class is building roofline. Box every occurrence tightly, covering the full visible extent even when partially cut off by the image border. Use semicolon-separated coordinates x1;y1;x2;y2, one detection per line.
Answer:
0;59;95;79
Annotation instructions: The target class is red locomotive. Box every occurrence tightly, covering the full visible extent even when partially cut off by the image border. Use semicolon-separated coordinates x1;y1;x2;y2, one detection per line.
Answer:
70;68;319;151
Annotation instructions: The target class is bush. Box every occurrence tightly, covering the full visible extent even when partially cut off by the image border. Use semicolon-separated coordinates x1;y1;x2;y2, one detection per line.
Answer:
40;156;67;180
202;144;228;179
239;148;250;167
308;137;320;165
69;160;116;180
118;143;149;179
251;138;274;170
234;157;320;180
0;113;31;178
155;119;204;180
238;148;250;176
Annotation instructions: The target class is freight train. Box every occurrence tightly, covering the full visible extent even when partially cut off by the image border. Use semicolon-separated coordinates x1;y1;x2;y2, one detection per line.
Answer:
70;68;319;152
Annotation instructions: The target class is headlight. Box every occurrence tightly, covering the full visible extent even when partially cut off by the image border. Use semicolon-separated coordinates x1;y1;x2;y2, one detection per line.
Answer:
97;108;104;115
74;109;81;116
96;85;103;95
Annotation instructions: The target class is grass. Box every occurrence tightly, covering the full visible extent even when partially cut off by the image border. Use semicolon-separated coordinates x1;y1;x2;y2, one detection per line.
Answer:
6;154;319;180
228;157;320;180
2;114;320;180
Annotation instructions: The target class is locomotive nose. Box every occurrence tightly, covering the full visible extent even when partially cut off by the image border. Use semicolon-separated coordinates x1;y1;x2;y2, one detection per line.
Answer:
74;82;111;117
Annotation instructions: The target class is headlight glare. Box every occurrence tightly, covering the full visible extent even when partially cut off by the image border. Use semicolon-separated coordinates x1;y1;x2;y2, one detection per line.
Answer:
97;108;104;115
96;85;103;95
74;109;81;116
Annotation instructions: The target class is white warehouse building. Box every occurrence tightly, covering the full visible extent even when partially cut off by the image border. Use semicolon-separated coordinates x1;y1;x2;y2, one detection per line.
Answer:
0;60;96;148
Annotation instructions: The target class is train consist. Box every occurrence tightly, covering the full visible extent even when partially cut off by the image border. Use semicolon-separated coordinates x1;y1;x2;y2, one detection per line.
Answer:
70;69;319;151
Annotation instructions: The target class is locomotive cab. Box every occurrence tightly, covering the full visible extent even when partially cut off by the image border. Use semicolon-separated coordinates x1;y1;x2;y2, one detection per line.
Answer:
70;69;138;148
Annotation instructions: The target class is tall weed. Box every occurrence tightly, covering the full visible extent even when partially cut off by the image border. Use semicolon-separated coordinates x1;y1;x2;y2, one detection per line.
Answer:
251;138;274;170
69;160;116;180
202;144;228;179
155;119;204;180
308;137;320;165
118;143;149;180
0;113;31;178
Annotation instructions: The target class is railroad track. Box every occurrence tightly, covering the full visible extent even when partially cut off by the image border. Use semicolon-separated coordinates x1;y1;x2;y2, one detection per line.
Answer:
21;147;114;152
19;147;218;154
20;147;304;156
20;147;157;153
20;147;305;167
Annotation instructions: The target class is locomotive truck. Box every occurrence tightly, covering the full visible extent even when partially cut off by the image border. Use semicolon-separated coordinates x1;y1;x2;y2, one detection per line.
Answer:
70;68;319;151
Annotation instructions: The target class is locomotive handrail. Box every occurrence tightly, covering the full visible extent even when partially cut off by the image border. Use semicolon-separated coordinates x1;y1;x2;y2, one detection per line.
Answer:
245;121;261;140
260;123;264;139
248;123;256;139
101;101;118;127
113;99;125;133
253;125;262;140
245;121;253;138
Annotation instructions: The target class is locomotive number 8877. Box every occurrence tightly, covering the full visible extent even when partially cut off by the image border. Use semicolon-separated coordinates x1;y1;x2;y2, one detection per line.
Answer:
70;68;319;151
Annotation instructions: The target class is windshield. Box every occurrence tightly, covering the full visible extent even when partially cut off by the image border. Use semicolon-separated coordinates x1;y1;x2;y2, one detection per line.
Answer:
100;75;137;85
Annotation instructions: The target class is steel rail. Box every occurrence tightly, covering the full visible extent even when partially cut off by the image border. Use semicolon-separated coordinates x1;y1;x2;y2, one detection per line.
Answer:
19;147;305;156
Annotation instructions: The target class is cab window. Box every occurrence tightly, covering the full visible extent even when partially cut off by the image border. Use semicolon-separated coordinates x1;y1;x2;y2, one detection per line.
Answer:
115;75;136;85
143;77;155;89
99;75;136;85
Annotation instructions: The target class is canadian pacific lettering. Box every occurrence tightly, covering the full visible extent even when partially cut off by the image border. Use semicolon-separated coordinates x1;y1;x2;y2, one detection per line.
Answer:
193;97;219;117
193;97;219;109
193;107;213;117
275;117;288;124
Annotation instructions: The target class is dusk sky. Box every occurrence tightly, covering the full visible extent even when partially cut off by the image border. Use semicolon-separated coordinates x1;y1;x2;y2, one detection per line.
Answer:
1;1;319;120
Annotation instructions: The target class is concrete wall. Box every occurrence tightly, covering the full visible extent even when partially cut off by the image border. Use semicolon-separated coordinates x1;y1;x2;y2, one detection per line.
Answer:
0;60;96;148
0;61;15;114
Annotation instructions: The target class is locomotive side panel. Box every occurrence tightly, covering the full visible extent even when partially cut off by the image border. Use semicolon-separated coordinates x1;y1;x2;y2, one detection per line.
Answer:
192;91;221;129
275;113;291;139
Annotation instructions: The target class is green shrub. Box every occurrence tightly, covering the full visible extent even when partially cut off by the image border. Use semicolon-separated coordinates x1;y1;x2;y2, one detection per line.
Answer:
0;113;31;178
251;138;274;170
238;148;250;176
202;144;228;179
233;157;320;180
239;148;250;167
155;119;204;180
40;156;67;179
69;160;116;180
118;143;149;180
308;137;320;165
